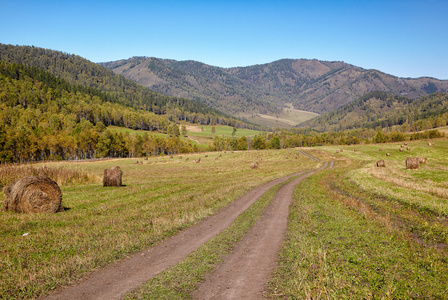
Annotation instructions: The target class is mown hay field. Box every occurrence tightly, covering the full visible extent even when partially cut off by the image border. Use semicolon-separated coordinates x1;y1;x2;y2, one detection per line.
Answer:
268;139;448;298
0;149;318;299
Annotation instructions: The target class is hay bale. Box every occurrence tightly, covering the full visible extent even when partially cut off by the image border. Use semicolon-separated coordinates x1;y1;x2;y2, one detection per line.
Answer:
418;157;428;164
185;158;189;161
205;155;208;158
376;160;386;167
3;176;63;213
285;156;289;159
406;157;419;170
340;149;344;152
215;157;219;160
195;158;201;163
407;147;411;150
379;148;382;151
144;157;148;160
386;153;391;156
404;143;408;145
103;167;122;187
179;156;182;159
354;149;357;152
170;155;173;159
219;154;222;157
399;148;403;152
250;162;259;169
401;145;404;148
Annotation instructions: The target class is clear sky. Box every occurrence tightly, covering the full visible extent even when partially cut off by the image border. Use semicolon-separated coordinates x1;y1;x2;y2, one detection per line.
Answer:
1;0;447;79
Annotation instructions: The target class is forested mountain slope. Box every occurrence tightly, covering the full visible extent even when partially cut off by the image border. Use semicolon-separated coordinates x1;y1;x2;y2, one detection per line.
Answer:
101;57;448;117
298;91;448;132
0;44;256;129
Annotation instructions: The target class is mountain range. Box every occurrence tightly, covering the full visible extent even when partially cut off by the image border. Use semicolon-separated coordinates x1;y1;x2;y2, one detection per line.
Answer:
100;57;448;127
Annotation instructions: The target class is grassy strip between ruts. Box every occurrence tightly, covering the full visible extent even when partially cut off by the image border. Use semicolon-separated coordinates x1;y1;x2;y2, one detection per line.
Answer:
125;172;310;299
267;164;448;299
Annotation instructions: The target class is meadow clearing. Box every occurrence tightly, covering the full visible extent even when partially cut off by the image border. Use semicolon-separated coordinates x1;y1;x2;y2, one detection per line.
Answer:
1;139;448;299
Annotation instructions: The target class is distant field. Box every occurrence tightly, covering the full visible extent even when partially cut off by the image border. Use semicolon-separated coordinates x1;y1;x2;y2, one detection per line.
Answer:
107;126;207;148
243;104;319;128
183;124;264;138
108;125;264;148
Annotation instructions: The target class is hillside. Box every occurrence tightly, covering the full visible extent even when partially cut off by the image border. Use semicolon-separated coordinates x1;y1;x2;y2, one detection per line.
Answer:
100;57;448;124
298;91;448;132
0;44;256;130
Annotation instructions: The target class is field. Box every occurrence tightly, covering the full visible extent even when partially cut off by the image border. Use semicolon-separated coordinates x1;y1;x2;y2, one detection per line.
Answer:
1;138;448;298
0;149;317;299
108;124;264;148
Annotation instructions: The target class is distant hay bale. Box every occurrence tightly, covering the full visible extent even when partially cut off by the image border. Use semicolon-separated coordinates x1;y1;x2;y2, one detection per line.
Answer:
179;156;182;159
219;154;222;157
404;143;408;145
103;167;122;187
170;155;174;159
401;145;404;148
406;157;419;170
399;148;403;152
406;147;411;150
3;176;63;213
285;156;289;159
215;157;219;160
185;158;189;161
418;157;428;164
250;162;259;169
386;153;391;156
205;155;208;157
294;156;298;159
354;149;357;152
376;160;386;167
144;157;148;160
340;149;344;152
195;158;201;163
379;148;382;151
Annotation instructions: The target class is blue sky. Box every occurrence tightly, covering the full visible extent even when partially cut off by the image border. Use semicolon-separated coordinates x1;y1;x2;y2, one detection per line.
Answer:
1;0;447;79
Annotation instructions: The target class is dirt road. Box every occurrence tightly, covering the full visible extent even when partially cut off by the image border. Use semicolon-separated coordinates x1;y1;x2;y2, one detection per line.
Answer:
42;168;318;300
192;161;332;299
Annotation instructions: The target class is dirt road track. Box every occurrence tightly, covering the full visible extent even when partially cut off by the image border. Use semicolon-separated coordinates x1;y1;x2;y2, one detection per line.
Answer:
192;161;333;299
41;169;315;300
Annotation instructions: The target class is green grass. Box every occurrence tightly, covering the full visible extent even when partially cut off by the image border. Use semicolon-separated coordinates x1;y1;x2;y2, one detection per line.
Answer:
0;149;317;299
182;124;264;138
267;163;448;298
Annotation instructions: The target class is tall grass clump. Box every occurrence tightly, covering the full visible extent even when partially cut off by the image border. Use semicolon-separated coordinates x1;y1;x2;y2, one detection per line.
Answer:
0;164;99;188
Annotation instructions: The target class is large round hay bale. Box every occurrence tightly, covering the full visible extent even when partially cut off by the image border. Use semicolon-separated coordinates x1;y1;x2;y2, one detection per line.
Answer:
376;160;386;167
386;153;391;156
406;157;419;169
4;176;62;213
418;157;428;164
250;162;259;169
103;167;122;187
